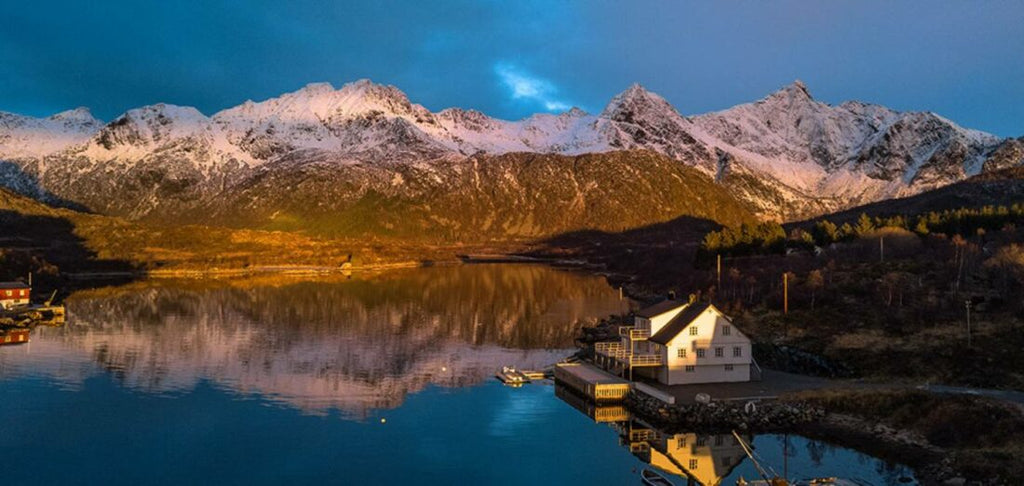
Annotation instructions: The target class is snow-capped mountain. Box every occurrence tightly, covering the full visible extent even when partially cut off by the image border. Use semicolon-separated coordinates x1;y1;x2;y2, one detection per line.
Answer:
0;79;1019;226
692;81;1006;209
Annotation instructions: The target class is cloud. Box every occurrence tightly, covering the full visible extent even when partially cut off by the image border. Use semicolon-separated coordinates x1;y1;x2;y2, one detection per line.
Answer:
493;62;571;112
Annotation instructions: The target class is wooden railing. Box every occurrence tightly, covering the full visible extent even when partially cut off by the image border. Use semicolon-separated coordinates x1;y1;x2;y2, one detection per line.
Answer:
595;342;663;367
595;341;629;359
618;326;651;340
628;354;663;366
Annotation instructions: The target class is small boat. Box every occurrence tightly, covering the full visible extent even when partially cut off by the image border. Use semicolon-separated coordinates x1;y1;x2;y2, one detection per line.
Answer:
641;468;674;486
496;366;530;385
0;328;30;346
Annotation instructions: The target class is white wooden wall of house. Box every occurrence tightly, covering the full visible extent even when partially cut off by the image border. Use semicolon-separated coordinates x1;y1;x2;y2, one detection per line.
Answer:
657;307;752;385
631;306;686;354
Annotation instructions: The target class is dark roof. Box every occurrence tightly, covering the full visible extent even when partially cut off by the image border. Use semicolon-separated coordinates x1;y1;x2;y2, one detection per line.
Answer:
0;282;30;289
635;299;686;318
649;302;712;345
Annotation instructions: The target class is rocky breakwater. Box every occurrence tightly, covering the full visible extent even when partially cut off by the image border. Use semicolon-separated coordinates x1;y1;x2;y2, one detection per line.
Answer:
625;390;824;432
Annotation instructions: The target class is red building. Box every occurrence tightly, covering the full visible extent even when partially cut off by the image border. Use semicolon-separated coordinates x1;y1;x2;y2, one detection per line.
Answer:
0;282;31;310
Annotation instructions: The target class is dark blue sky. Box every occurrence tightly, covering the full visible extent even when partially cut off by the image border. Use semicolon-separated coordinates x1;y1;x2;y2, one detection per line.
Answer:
3;1;1022;136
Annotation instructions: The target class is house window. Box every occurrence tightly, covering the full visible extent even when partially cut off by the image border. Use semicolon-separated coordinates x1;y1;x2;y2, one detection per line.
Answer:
715;347;724;357
722;325;731;336
696;349;705;358
685;365;695;372
696;437;707;446
4;290;11;297
725;364;734;371
689;326;698;336
733;346;742;357
19;290;26;297
689;459;698;470
715;435;724;446
676;437;686;448
677;348;686;358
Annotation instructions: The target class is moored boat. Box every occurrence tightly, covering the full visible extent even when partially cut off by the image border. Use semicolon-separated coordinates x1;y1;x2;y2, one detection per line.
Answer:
496;366;530;385
641;468;674;486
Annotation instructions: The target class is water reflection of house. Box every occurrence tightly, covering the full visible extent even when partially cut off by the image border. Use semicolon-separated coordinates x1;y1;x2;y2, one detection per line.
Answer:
594;299;757;385
0;328;30;345
555;382;749;486
646;432;748;486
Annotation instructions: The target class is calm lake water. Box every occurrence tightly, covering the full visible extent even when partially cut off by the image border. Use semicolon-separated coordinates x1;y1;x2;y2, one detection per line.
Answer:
0;264;915;485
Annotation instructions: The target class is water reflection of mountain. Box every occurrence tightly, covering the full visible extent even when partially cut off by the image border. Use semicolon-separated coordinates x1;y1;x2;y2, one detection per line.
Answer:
0;265;629;416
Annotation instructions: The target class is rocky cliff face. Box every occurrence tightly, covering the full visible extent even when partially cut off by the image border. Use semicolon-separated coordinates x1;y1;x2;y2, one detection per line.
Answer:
1;79;1019;235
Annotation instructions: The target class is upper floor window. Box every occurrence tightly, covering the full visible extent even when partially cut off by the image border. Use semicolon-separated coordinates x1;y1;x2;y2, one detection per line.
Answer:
689;459;698;470
689;326;698;336
677;348;686;358
696;348;706;358
733;346;742;357
715;347;724;357
722;325;731;336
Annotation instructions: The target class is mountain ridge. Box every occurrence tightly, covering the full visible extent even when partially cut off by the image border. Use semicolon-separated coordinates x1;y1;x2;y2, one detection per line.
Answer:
1;79;1020;231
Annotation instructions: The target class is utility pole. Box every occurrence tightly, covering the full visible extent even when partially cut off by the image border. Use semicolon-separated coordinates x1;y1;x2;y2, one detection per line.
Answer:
965;300;972;347
783;273;789;315
717;254;722;291
880;236;885;263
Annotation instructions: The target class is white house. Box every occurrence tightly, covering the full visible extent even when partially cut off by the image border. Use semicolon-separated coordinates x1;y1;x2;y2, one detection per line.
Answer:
594;299;756;385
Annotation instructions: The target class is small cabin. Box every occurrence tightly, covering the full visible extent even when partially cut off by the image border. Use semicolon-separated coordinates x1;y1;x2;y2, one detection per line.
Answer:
0;282;31;310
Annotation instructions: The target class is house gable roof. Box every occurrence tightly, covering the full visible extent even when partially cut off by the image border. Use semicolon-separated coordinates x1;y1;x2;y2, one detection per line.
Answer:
649;302;713;345
0;282;30;290
635;299;686;318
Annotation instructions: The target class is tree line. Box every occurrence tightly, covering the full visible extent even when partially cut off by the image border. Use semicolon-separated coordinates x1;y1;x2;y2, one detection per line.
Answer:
701;203;1024;257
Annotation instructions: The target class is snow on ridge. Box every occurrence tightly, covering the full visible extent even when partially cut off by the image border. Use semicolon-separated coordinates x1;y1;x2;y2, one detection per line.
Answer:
0;108;103;159
0;78;1014;220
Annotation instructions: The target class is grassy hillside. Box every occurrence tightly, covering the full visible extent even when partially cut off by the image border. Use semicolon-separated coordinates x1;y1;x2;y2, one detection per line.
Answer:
1;150;757;282
0;188;439;284
206;150;755;240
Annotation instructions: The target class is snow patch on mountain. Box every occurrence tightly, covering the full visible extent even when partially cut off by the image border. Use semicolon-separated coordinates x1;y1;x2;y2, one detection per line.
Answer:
0;78;1015;222
0;107;102;159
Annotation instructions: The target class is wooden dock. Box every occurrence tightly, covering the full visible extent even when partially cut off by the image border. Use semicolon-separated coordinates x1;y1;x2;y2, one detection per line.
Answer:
554;362;632;402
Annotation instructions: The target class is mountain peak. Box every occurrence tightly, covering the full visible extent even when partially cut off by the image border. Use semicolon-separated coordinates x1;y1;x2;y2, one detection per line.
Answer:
562;107;588;118
49;107;100;125
766;80;814;103
296;82;336;95
600;84;679;121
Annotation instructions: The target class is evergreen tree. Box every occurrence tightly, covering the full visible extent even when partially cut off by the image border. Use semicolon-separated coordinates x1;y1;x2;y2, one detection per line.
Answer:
854;213;875;237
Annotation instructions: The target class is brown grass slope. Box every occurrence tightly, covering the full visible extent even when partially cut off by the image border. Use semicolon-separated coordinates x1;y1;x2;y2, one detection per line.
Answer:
204;150;756;240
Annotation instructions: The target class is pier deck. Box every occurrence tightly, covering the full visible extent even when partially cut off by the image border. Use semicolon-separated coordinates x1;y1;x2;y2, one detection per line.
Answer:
554;362;632;402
